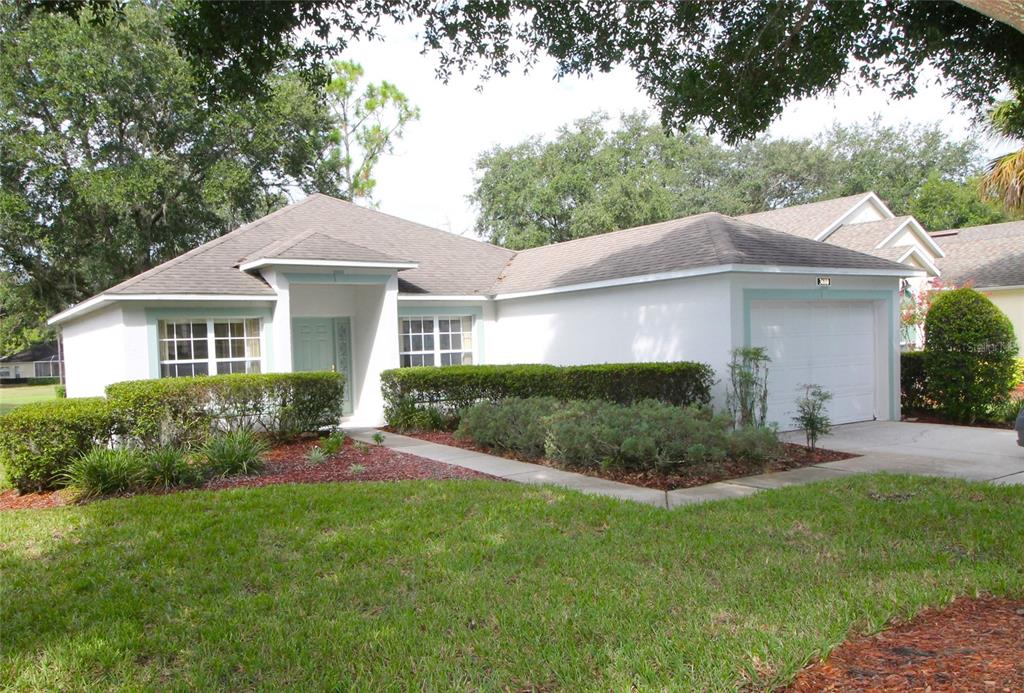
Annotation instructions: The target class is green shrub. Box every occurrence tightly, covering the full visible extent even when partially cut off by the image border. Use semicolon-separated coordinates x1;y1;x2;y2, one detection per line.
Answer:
106;371;346;446
1015;358;1024;386
139;447;204;490
55;385;66;399
63;448;146;499
725;347;770;429
202;431;269;477
791;384;832;451
381;362;714;428
543;399;738;472
0;398;115;492
988;394;1024;426
319;431;347;455
900;351;929;412
384;396;448;433
726;425;782;466
924;288;1018;423
455;397;560;458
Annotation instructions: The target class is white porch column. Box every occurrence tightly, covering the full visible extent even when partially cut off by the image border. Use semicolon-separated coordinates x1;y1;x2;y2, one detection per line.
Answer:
262;268;293;372
351;273;400;426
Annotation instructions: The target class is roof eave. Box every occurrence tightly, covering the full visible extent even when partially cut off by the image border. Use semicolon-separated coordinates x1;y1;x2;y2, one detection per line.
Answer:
239;258;419;272
48;293;277;326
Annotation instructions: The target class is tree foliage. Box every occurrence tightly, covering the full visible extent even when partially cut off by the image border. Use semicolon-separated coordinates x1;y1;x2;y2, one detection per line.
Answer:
322;61;420;201
471;112;1003;249
28;1;1024;143
0;5;413;353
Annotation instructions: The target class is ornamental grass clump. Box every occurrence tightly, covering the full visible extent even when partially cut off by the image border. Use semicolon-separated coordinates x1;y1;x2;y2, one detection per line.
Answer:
63;448;146;499
202;431;269;477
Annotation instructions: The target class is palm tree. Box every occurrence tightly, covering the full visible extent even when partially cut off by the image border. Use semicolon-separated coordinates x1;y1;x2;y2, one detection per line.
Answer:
981;95;1024;211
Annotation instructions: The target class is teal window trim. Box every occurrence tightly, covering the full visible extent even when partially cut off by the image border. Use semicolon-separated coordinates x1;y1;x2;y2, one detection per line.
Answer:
145;307;274;379
741;288;898;420
397;305;485;364
283;271;390;285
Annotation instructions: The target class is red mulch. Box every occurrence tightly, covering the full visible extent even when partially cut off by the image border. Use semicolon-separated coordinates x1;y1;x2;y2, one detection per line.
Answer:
204;437;493;490
406;431;856;491
0;437;496;512
787;596;1024;692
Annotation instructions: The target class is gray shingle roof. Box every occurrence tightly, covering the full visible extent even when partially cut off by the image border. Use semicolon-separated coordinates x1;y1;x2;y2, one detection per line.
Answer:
825;217;910;253
244;230;412;264
85;195;913;311
491;212;912;294
933;221;1024;288
1;342;58;363
104;194;514;297
737;193;872;238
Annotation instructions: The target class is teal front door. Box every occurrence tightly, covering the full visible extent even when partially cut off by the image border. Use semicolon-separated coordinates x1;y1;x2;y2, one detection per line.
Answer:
292;317;354;415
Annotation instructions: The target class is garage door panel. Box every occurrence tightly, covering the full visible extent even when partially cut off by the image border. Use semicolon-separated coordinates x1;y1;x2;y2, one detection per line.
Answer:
751;300;877;429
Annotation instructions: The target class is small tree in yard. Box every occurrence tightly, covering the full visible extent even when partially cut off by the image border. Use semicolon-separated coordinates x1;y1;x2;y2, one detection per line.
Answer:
793;385;832;451
726;347;770;429
924;288;1018;424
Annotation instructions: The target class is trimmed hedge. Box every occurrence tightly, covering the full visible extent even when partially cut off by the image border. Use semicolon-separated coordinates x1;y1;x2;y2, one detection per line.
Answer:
382;362;715;428
900;351;928;413
0;398;115;492
106;371;346;446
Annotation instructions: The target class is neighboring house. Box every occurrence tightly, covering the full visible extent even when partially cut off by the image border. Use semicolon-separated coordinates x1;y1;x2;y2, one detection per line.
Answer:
0;342;62;382
932;221;1024;356
49;194;920;430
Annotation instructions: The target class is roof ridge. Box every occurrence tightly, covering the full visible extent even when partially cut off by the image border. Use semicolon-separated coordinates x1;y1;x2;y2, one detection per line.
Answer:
512;211;723;258
107;194;322;293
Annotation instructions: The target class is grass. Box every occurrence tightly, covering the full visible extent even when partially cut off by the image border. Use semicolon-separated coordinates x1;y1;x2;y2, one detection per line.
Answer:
2;474;1023;690
0;383;59;415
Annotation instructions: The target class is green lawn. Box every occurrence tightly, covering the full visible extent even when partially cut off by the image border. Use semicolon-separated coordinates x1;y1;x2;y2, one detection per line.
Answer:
2;475;1022;690
0;383;59;415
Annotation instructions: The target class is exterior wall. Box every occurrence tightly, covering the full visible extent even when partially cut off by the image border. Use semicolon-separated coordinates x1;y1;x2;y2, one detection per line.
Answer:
840;199;888;226
490;274;733;406
61;305;132;397
985;287;1024;357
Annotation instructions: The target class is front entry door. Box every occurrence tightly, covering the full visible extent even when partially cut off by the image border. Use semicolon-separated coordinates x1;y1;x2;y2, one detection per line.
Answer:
292;317;354;415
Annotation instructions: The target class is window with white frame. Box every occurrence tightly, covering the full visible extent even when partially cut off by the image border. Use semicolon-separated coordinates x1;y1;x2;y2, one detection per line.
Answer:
34;360;60;378
158;318;262;377
399;315;474;367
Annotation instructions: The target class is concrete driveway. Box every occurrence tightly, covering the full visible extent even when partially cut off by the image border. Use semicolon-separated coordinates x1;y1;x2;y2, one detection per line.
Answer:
782;420;1024;484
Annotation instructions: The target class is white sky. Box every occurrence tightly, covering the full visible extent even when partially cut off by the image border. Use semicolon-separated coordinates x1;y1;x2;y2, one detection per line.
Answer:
340;24;1001;239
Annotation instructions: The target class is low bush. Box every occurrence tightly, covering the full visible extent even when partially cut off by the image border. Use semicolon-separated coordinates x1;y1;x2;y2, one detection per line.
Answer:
791;384;832;451
139;447;204;490
924;288;1018;423
0;398;115;492
1015;358;1024;387
305;446;328;466
202;431;268;477
381;362;715;429
544;400;737;471
900;351;929;413
988;394;1024;426
455;397;779;473
385;396;448;433
63;448;146;499
456;397;560;458
106;371;346;446
319;431;347;455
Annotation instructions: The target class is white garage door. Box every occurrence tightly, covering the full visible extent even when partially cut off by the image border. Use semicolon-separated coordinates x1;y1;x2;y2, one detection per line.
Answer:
750;300;877;430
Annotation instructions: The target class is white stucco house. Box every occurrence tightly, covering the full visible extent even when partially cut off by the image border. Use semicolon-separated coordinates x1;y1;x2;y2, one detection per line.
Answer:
49;193;924;429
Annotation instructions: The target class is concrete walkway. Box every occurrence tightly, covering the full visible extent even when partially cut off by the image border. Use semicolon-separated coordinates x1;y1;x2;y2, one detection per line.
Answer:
351;421;1024;509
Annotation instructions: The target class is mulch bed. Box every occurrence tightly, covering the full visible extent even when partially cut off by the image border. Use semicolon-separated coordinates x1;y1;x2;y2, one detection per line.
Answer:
0;437;496;512
787;596;1024;692
405;430;857;491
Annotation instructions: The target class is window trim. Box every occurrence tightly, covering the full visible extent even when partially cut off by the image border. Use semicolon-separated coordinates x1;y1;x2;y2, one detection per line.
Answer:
398;314;475;367
157;317;265;378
